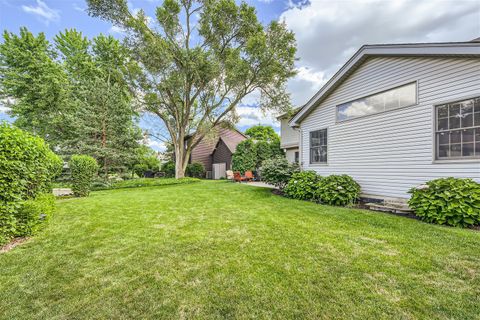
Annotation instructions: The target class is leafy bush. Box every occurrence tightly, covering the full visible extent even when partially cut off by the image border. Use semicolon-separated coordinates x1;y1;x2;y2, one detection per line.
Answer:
186;162;205;178
232;139;257;173
260;156;298;190
92;177;200;190
133;163;149;177
283;171;321;201
0;123;61;245
162;161;176;178
69;155;99;197
315;174;360;206
14;193;55;237
232;135;284;173
408;178;480;227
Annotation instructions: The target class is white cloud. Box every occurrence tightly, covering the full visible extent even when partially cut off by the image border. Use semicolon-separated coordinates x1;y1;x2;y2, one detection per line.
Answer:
235;105;279;129
146;138;166;152
281;0;480;106
73;3;84;12
109;25;126;34
0;106;11;114
21;0;60;24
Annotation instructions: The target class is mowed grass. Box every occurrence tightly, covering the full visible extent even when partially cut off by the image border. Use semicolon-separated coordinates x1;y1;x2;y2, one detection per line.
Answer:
0;181;479;319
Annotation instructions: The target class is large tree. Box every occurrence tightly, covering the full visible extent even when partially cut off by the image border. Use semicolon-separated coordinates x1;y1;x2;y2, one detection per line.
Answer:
0;28;142;175
55;30;142;175
0;28;72;146
87;0;297;178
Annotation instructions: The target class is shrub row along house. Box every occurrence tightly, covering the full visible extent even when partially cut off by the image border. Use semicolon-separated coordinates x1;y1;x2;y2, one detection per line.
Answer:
280;39;480;201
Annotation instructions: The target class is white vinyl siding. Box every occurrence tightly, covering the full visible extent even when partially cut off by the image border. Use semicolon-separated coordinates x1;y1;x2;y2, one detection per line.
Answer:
299;56;480;199
280;118;300;148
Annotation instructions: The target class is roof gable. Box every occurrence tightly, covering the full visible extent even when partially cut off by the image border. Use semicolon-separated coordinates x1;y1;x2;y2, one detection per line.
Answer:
290;41;480;126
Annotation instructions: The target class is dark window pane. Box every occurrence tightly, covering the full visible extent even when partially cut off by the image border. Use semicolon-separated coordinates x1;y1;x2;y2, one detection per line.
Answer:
437;132;449;145
450;130;461;144
310;148;320;163
310;131;320;147
438;144;449;158
463;129;474;143
474;112;480;126
320;146;327;162
475;98;480;112
449;116;460;129
449;104;460;117
462;143;474;157
476;128;480;141
450;144;461;157
437;118;448;131
476;142;480;156
322;130;327;145
437;105;448;118
460;100;474;114
461;113;473;128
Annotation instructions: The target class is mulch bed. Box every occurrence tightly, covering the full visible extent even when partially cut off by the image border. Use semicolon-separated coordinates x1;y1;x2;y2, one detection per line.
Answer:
0;237;29;254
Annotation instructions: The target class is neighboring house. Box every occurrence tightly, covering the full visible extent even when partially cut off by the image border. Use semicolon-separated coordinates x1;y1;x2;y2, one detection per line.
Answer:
287;40;480;201
278;109;301;163
189;126;247;178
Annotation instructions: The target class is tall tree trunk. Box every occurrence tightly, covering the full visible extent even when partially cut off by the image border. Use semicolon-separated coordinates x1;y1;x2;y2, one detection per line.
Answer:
174;137;186;179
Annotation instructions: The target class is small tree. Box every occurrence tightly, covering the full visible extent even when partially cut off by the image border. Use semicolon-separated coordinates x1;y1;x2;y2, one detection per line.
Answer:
231;139;257;173
232;125;283;172
69;155;99;197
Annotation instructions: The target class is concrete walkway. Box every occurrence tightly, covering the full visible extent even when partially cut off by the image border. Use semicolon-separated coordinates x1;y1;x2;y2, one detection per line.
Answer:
53;188;73;196
240;181;276;189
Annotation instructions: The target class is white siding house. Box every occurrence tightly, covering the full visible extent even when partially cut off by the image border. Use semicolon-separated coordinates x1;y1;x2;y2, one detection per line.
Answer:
279;116;300;163
289;41;480;200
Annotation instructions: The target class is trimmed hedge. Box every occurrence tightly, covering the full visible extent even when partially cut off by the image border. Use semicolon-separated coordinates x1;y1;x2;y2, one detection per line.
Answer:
408;177;480;227
92;177;200;190
0;123;61;245
69;155;99;197
315;174;361;206
14;193;55;237
283;171;321;201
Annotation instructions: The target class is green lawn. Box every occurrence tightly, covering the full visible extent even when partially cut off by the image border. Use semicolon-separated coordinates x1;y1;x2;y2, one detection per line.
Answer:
1;181;479;319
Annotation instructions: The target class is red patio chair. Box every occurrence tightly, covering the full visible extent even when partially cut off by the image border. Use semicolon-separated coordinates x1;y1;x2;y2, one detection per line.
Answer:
244;170;254;181
233;171;247;182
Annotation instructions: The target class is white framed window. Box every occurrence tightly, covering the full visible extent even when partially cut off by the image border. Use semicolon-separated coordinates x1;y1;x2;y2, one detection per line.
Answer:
310;129;327;164
337;82;417;122
436;97;480;160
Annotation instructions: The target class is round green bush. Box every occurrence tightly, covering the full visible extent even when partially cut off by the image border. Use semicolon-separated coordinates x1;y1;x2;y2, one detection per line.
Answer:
283;171;321;201
315;174;360;206
408;177;480;227
161;161;175;178
0;123;61;244
69;155;99;197
260;156;298;190
186;162;205;178
133;163;149;177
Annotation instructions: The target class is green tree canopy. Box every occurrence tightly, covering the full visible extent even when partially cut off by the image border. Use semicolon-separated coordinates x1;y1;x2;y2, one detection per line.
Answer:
0;28;143;175
86;0;297;178
245;125;279;143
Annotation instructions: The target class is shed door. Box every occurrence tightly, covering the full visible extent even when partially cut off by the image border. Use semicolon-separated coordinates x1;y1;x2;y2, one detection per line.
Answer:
212;163;226;180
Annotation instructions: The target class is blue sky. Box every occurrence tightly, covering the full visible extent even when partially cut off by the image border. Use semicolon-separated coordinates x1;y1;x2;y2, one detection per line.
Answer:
1;0;479;149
